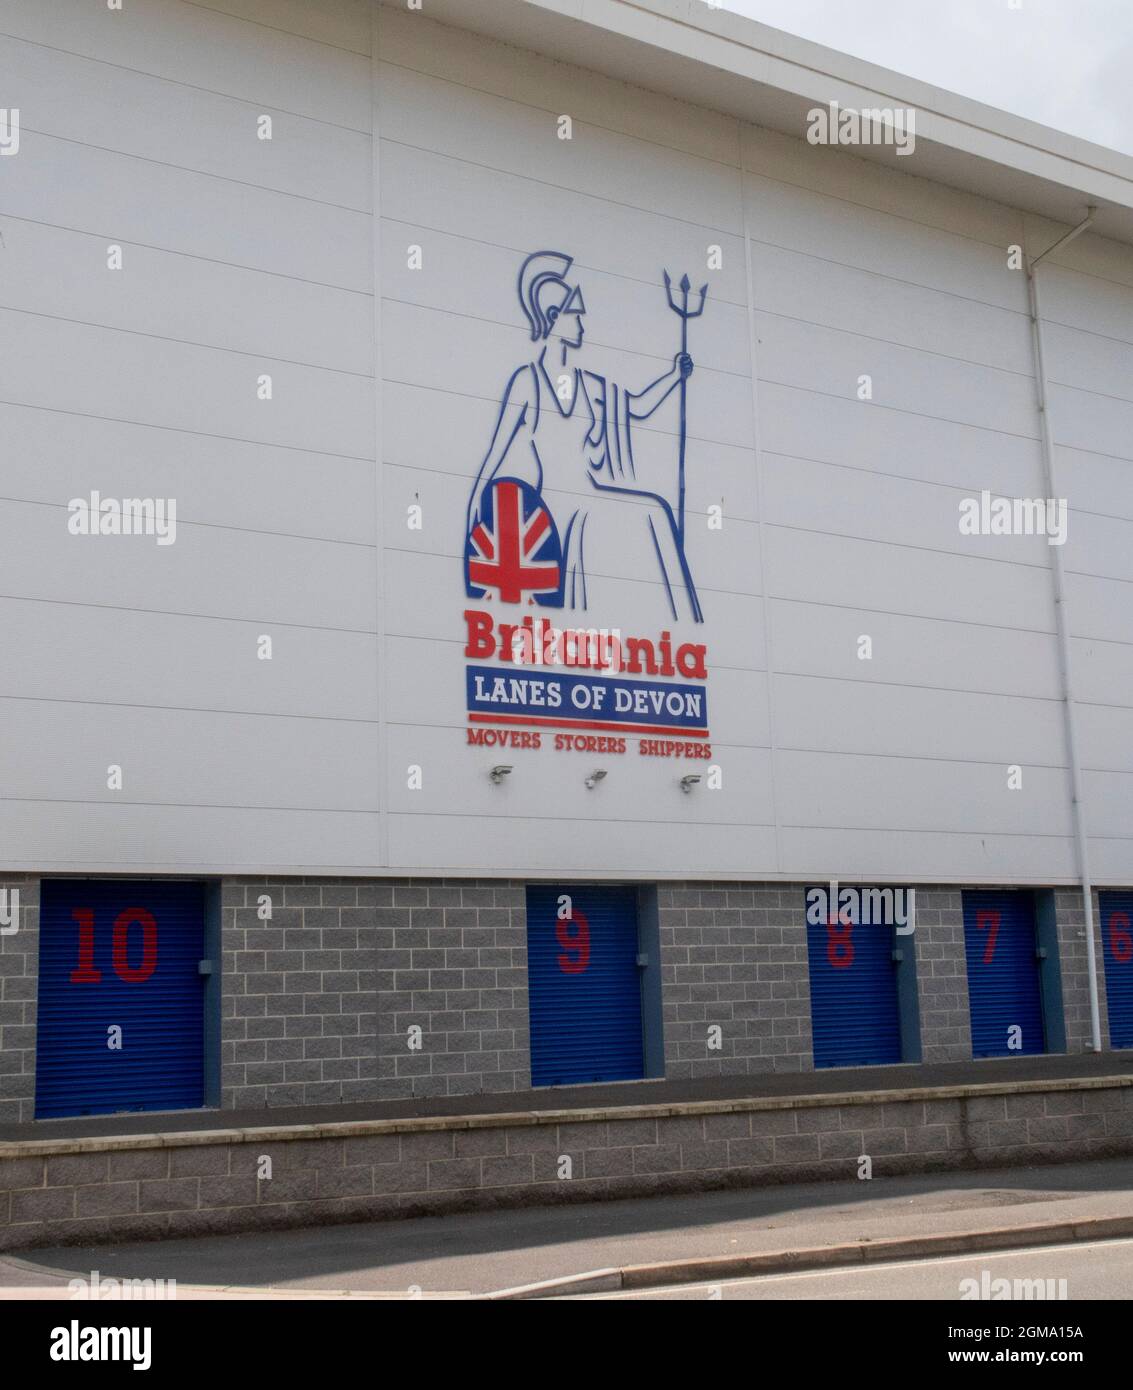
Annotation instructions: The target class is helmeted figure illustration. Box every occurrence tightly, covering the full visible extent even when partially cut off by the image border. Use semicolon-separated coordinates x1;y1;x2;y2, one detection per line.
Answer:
465;250;705;622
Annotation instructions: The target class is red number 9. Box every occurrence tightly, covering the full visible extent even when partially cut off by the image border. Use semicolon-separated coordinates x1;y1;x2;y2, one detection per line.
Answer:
557;908;590;974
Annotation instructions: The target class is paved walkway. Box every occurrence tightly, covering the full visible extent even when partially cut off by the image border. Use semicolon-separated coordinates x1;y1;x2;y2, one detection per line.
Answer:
4;1052;1131;1144
3;1156;1131;1298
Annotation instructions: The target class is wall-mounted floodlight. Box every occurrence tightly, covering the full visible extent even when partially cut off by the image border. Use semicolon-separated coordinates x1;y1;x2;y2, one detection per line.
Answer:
585;769;607;790
489;765;513;784
679;774;701;794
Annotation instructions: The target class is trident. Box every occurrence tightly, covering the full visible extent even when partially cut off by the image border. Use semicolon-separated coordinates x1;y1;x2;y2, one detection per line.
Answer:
663;272;708;547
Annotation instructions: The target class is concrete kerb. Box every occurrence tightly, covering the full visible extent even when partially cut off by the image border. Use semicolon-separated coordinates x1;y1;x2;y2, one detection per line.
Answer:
483;1215;1133;1299
2;1074;1130;1160
0;1253;468;1299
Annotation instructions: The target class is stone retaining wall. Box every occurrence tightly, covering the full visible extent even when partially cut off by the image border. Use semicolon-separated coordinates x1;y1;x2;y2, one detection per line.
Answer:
3;1078;1131;1251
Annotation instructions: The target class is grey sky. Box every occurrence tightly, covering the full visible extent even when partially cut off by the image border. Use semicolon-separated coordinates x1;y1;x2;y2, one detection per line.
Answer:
718;0;1133;156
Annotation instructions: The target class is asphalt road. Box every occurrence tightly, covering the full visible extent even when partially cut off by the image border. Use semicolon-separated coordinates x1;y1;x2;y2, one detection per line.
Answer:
5;1156;1133;1298
572;1238;1133;1300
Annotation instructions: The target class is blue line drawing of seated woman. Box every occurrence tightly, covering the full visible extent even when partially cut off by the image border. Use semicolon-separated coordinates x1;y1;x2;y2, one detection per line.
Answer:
464;250;704;623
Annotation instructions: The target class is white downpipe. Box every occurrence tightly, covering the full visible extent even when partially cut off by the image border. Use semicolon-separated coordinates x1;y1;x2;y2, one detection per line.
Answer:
1025;207;1102;1052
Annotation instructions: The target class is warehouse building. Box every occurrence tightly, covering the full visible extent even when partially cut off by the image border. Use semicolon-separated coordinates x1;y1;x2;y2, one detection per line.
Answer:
3;0;1133;1127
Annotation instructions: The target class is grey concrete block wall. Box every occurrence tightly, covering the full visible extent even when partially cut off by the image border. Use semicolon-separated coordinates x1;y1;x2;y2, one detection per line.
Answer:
222;879;383;1110
0;877;38;1125
1056;888;1112;1053
912;888;972;1064
369;879;530;1100
222;878;530;1108
658;884;813;1077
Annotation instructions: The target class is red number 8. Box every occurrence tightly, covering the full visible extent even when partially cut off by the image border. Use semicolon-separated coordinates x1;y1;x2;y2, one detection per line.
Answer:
1110;911;1133;965
826;916;854;969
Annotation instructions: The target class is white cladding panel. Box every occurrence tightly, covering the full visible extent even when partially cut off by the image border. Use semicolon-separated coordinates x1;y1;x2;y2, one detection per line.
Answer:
2;1;1132;882
1035;250;1133;866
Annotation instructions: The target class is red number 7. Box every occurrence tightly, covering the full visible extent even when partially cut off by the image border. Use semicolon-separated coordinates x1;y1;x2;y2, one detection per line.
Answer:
976;909;1000;965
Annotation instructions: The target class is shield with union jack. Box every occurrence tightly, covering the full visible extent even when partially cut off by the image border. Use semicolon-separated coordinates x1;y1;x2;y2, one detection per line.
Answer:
465;477;563;606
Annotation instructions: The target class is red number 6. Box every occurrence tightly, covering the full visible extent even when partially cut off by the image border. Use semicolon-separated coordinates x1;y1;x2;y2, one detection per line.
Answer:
1110;911;1133;965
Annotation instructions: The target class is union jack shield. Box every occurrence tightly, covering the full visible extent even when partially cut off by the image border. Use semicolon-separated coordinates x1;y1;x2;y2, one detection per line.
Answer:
465;477;563;606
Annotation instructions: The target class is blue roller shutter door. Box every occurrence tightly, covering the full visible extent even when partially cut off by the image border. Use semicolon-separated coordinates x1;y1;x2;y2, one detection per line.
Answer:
1100;892;1133;1049
35;879;207;1118
962;890;1044;1057
526;885;644;1086
806;898;902;1068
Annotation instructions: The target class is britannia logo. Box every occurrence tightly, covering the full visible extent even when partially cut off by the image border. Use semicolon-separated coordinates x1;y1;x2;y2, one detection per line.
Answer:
464;250;707;622
462;250;712;750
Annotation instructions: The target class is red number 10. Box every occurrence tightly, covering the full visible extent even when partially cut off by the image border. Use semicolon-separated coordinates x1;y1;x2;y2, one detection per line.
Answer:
70;907;158;984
